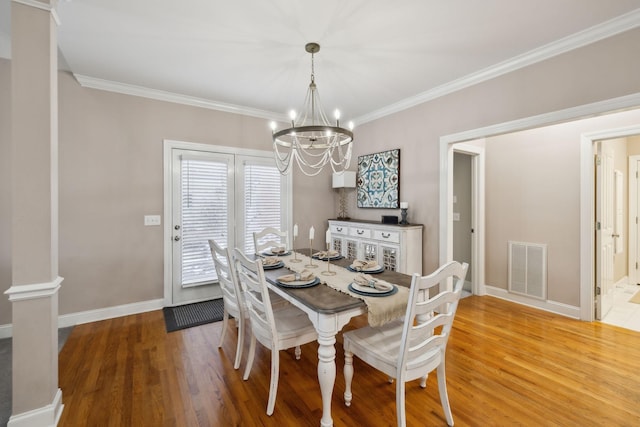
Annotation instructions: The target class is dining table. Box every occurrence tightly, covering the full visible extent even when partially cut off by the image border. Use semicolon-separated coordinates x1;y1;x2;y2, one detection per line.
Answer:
259;249;413;427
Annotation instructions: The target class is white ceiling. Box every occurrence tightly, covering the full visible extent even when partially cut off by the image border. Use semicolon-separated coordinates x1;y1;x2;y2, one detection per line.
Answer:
2;0;640;124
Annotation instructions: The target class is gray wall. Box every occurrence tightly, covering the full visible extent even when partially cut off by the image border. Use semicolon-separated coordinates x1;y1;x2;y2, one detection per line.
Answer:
2;27;640;323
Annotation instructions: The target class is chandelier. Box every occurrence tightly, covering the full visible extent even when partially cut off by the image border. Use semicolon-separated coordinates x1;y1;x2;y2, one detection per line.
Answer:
270;43;354;176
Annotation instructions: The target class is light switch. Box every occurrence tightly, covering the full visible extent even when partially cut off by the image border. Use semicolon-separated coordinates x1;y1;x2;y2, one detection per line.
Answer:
144;215;161;226
453;212;460;221
453;195;457;203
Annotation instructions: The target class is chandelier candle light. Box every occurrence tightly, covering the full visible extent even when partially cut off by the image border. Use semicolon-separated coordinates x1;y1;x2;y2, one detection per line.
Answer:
322;228;336;276
270;43;354;176
291;223;301;263
306;226;317;268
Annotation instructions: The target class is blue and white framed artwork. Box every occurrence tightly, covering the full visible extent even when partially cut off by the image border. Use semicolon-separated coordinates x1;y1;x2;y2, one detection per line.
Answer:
356;149;400;208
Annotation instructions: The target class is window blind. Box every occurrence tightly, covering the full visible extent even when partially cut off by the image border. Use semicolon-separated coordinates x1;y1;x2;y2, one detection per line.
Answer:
243;163;282;254
181;158;228;286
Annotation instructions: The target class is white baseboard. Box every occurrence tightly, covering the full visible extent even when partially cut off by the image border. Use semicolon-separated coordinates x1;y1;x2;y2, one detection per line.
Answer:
484;285;581;319
7;387;63;427
0;298;164;339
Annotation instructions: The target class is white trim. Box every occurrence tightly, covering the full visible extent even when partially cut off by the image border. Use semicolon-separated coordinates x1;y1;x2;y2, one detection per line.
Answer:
581;124;640;321
74;75;286;122
440;93;640;322
0;298;164;339
452;143;486;296
162;139;293;306
355;9;640;125
4;276;63;302
485;286;581;319
58;298;164;328
7;387;63;427
11;0;60;25
630;156;640;285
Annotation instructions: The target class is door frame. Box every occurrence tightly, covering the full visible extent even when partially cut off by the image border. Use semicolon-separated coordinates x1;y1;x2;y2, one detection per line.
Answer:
440;93;640;321
629;155;640;285
162;139;292;306
451;143;485;296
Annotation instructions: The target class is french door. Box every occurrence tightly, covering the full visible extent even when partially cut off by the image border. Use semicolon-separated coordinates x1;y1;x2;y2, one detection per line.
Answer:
164;141;291;306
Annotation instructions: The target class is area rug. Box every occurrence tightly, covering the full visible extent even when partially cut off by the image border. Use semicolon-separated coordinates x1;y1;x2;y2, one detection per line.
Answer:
163;299;225;333
629;291;640;304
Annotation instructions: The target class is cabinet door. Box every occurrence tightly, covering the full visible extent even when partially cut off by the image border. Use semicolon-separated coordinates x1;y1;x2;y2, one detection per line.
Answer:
346;239;359;260
380;244;400;271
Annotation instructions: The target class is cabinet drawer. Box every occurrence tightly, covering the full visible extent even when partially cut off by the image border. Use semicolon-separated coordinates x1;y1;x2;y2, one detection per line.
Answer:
330;224;349;235
373;229;400;243
350;227;371;239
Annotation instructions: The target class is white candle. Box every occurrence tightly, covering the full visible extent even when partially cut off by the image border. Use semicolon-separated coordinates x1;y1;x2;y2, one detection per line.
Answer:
293;224;298;238
309;226;315;240
326;228;331;244
400;202;409;209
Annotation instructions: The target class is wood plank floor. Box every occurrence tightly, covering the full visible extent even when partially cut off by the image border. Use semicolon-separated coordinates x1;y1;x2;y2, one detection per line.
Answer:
58;296;640;426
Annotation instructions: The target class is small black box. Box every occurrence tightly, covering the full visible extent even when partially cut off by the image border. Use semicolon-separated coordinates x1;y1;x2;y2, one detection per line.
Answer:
381;215;398;224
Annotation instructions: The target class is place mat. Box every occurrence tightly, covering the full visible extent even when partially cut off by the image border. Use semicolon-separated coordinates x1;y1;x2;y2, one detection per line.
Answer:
275;277;321;288
348;282;398;297
347;265;385;274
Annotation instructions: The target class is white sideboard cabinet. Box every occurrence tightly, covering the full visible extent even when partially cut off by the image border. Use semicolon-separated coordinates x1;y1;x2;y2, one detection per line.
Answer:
328;219;423;274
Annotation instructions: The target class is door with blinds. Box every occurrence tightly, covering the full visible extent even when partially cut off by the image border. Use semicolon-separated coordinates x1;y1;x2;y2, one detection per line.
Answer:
168;145;289;306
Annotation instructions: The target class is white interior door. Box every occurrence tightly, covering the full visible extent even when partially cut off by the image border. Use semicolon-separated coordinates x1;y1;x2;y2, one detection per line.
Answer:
595;141;615;320
629;157;640;285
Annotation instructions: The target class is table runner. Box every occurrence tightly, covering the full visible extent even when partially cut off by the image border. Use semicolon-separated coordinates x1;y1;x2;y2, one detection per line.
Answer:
276;251;409;327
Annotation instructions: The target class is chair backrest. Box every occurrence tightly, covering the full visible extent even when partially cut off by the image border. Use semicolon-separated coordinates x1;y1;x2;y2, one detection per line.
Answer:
397;261;469;381
233;248;277;347
253;227;289;254
209;239;245;319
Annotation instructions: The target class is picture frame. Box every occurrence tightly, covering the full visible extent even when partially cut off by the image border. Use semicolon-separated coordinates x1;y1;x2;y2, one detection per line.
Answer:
356;148;400;208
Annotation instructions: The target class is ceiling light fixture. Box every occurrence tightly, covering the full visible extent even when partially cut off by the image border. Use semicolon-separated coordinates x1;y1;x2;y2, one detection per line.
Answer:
270;43;354;176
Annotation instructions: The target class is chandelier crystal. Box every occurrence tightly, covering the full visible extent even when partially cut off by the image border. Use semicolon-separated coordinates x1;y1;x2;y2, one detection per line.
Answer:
271;43;354;176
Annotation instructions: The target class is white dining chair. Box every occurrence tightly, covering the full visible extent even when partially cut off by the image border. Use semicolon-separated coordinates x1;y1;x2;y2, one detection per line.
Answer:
209;239;247;370
343;260;469;427
252;227;289;255
233;248;318;416
209;239;289;370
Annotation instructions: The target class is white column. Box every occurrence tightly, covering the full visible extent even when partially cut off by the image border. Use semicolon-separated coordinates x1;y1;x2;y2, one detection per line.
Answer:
5;1;63;426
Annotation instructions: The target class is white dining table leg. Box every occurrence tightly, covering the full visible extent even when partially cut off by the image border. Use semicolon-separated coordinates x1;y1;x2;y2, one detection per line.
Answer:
317;328;337;427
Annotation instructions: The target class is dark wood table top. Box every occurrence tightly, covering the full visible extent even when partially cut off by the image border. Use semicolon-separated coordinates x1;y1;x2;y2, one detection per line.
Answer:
261;251;412;315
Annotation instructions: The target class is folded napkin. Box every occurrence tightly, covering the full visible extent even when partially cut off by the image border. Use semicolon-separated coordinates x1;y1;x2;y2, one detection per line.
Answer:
313;250;339;259
353;274;393;292
351;259;379;271
262;257;281;266
270;246;286;254
277;269;314;283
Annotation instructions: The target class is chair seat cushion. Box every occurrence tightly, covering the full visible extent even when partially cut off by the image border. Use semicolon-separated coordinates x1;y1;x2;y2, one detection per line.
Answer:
273;305;317;343
344;320;441;379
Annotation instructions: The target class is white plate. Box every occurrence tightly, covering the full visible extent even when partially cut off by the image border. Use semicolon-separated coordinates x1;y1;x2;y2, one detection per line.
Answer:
275;277;319;288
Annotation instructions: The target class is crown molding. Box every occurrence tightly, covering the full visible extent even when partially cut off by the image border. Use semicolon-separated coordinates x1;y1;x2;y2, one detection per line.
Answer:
12;0;60;25
71;8;640;125
355;8;640;125
73;74;287;122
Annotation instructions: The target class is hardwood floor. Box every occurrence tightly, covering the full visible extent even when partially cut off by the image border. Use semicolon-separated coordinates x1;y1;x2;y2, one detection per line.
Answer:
58;296;640;426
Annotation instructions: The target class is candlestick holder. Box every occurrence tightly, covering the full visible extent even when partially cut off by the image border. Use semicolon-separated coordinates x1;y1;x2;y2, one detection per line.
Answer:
400;208;408;225
321;243;337;276
305;239;317;268
290;236;302;263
